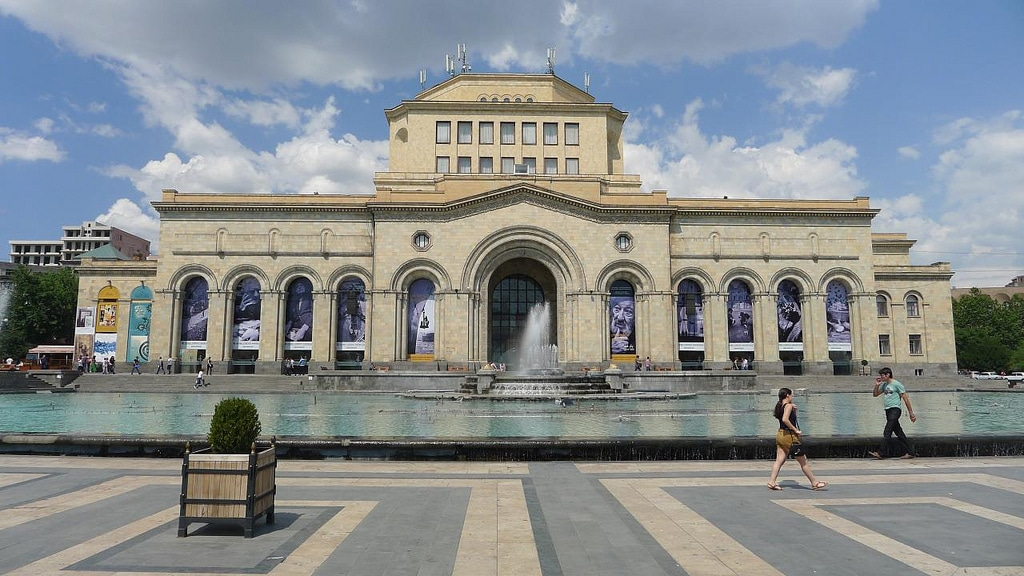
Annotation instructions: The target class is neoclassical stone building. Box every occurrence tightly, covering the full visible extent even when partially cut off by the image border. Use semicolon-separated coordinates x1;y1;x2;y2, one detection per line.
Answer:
76;73;957;376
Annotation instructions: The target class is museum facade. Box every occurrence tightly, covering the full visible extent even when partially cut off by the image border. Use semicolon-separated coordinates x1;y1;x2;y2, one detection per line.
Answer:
75;73;957;376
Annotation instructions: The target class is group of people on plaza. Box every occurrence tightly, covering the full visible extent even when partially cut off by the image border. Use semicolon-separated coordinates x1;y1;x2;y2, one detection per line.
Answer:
633;356;653;371
283;356;308;376
732;357;752;370
77;355;117;374
768;366;916;491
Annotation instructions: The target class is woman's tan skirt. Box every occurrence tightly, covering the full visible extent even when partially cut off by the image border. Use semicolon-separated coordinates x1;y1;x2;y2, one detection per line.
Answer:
776;429;801;451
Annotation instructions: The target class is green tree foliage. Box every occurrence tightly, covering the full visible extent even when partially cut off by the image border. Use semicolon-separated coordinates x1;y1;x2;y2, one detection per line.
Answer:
952;289;1024;371
208;397;262;454
0;266;78;360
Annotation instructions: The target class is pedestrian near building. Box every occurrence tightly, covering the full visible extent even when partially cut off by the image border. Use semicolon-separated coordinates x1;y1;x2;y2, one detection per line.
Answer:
166;357;174;374
194;369;205;389
868;367;916;459
644;356;652;371
131;358;141;374
206;357;213;375
156;356;165;374
768;387;828;491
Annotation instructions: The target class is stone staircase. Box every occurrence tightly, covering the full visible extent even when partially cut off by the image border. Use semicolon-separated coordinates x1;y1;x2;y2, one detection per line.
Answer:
0;370;79;393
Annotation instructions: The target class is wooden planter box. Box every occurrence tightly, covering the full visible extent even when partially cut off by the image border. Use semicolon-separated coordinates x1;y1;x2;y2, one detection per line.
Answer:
178;441;277;538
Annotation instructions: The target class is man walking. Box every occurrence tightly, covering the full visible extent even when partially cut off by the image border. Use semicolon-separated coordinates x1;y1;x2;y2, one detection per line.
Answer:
868;367;916;459
156;355;165;374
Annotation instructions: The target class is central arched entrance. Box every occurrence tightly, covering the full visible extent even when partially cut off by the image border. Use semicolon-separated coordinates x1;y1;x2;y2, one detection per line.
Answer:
488;258;557;367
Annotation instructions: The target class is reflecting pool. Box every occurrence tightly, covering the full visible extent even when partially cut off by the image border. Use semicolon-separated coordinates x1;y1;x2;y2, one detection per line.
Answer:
2;390;1023;439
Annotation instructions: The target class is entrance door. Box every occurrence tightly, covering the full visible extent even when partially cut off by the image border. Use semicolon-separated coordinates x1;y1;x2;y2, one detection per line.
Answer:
489;274;546;366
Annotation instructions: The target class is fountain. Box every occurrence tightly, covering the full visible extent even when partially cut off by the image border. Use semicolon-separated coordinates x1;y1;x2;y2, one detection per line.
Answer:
461;303;686;400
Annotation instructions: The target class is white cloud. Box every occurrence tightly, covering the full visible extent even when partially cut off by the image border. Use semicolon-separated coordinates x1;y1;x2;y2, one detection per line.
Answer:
0;127;64;163
95;198;161;253
34;117;55;134
0;1;878;90
897;146;920;160
759;62;857;108
886;111;1024;287
625;99;864;199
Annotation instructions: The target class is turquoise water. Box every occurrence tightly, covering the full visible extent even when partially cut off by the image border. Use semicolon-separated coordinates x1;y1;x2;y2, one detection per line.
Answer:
1;391;1022;438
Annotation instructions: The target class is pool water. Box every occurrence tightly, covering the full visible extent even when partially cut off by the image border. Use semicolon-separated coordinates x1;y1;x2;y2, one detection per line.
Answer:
1;391;1022;439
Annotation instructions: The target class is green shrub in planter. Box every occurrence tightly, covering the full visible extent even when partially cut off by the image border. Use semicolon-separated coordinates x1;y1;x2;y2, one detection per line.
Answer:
208;397;262;454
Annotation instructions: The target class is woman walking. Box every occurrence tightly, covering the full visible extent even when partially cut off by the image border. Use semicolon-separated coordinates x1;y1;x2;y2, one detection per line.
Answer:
768;387;828;491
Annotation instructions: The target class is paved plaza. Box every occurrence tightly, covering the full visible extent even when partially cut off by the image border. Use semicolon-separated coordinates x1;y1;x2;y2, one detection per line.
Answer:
1;455;1023;575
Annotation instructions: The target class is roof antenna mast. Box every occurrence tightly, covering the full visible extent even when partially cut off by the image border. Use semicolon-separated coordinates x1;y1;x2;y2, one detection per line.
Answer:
546;48;556;74
419;69;426;90
584;72;590;94
458;43;471;74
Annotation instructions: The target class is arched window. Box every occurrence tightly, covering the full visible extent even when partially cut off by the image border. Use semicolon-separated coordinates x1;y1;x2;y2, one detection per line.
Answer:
906;294;920;317
408;279;436;357
284;278;313;351
677;280;704;342
825;280;852;351
727;279;754;348
876;294;889;317
777;280;803;344
337;278;367;354
232;277;262;351
609;279;636;356
180;277;209;346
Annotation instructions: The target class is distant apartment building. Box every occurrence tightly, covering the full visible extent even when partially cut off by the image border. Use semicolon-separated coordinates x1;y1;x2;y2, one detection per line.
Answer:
7;241;63;266
9;221;150;266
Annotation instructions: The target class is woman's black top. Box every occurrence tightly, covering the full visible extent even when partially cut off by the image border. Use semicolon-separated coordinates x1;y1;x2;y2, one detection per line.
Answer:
778;404;799;430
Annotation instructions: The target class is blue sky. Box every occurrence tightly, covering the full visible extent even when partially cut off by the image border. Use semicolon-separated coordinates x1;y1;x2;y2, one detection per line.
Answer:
1;1;1022;288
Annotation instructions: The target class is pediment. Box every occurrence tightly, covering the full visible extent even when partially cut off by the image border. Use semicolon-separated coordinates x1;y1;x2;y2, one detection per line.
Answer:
370;183;673;224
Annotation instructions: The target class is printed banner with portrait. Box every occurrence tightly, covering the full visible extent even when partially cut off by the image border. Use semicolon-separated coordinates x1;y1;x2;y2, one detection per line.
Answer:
232;277;262;350
284;278;313;351
677;279;705;352
727;279;754;352
337;278;367;352
407;279;435;356
179;277;209;350
609;279;636;356
777;280;803;351
826;280;852;351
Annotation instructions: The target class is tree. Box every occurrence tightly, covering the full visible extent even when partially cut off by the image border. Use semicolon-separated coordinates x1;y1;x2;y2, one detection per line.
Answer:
0;266;78;360
952;289;1024;371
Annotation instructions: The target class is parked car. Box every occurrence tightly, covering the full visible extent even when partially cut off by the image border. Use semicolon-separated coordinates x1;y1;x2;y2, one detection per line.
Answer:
1005;372;1024;388
971;371;1003;380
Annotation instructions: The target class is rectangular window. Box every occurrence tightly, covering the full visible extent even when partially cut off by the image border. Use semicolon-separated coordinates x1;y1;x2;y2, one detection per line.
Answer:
436;121;451;144
876;295;889;317
544;122;558;145
500;122;515;145
565;123;579;145
457;156;472;173
909;334;923;355
501;157;515;173
544;157;558;174
878;334;891;356
479;122;494;144
566;158;580;175
480;157;493;174
457;121;472;144
523;157;536;173
435;156;450;173
522;122;537;145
